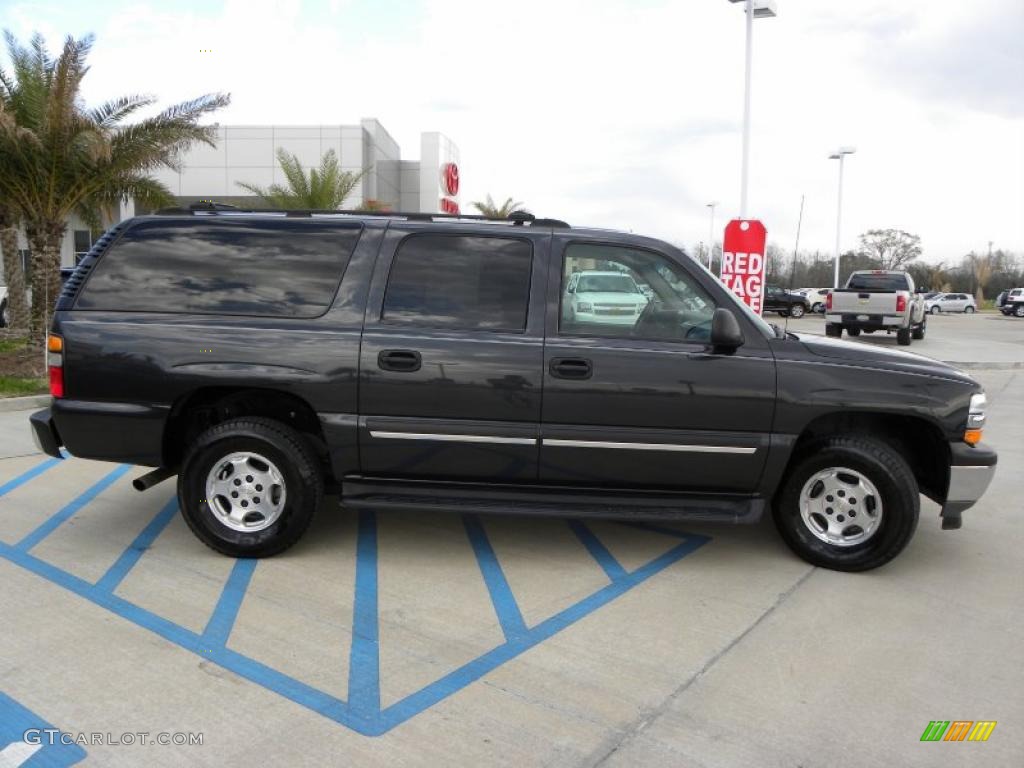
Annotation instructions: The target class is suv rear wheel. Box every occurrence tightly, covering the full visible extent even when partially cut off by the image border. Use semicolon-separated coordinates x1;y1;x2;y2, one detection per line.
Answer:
896;327;912;345
789;303;806;319
178;417;322;557
773;436;919;571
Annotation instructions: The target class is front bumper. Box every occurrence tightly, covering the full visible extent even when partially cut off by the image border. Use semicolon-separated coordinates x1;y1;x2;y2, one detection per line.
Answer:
29;408;64;459
941;441;997;529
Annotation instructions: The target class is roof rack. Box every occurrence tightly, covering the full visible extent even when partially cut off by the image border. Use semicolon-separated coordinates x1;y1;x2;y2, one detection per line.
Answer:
151;202;570;228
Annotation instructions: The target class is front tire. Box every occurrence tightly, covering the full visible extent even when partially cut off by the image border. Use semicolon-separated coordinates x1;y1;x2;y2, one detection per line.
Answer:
812;302;825;313
825;323;842;337
930;305;940;314
911;319;927;339
178;417;323;557
789;303;806;319
1015;304;1024;318
965;306;975;314
772;435;919;571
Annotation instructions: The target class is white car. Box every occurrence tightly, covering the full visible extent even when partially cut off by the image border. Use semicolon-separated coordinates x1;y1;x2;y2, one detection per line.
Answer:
564;270;648;326
925;292;977;314
799;288;831;313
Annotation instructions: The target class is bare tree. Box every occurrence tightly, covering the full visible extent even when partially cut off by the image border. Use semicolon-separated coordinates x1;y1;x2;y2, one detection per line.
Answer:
965;251;997;304
857;229;922;270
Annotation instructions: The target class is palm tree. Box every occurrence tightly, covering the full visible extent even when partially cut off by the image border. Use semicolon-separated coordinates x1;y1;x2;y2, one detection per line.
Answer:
0;31;229;336
0;202;29;332
471;194;527;218
237;148;365;210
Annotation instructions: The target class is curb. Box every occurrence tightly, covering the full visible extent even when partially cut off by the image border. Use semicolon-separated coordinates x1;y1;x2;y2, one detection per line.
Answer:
0;395;51;413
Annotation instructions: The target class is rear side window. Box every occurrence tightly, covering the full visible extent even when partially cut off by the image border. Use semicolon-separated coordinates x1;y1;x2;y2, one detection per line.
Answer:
846;273;910;291
382;234;533;331
76;219;361;317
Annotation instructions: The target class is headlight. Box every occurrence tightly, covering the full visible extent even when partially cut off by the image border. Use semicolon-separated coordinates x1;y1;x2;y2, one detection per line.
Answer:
965;392;986;445
576;302;593;313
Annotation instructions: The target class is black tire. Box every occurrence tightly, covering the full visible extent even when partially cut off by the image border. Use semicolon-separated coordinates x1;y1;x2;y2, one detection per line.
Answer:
812;302;825;313
789;303;806;319
911;319;926;340
846;327;861;337
772;435;920;571
897;327;912;345
178;417;323;557
863;329;875;334
825;323;842;338
0;299;7;328
965;306;975;314
1015;304;1024;318
930;305;940;315
779;310;790;318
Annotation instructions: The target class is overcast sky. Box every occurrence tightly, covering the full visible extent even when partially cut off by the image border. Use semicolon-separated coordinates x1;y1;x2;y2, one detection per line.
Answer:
3;0;1023;262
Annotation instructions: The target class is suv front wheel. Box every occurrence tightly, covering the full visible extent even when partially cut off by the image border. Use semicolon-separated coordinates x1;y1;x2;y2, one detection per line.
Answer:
178;417;322;557
773;435;919;571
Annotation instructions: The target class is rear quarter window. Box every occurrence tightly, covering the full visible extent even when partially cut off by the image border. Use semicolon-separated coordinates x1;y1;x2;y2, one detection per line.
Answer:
76;219;361;317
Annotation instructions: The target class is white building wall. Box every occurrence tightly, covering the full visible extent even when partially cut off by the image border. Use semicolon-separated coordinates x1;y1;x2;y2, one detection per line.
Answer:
418;132;461;214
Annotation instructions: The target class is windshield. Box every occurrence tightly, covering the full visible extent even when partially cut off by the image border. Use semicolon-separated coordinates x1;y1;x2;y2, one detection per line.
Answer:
577;274;639;293
847;273;910;291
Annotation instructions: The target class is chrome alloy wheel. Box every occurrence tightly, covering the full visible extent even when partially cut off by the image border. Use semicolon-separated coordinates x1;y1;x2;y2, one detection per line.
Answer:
799;467;883;547
205;451;287;532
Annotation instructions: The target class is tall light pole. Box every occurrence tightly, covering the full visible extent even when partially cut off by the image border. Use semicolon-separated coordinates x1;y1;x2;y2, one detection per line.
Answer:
728;0;777;218
829;146;856;288
706;201;718;271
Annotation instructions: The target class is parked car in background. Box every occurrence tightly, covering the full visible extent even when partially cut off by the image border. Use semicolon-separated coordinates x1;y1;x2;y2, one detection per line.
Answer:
764;285;809;318
798;288;830;313
925;293;977;314
825;270;927;345
564;270;648;325
1000;288;1024;317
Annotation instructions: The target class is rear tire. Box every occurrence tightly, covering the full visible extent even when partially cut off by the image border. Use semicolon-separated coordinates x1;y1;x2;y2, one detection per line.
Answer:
897;327;912;345
812;302;824;313
789;304;806;318
846;327;861;337
1015;305;1024;318
965;306;975;314
772;435;920;571
178;417;322;557
825;323;842;338
930;305;940;314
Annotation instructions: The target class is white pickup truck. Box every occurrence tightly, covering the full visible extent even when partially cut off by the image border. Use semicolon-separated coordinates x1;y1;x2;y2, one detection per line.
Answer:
825;270;927;346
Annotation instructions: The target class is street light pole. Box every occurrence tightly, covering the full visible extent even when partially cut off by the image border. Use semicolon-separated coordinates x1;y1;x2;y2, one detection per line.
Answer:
829;146;856;288
706;201;718;271
728;0;777;218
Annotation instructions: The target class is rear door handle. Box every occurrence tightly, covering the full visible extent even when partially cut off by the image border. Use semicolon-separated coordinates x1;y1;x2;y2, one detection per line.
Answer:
378;349;422;372
549;357;592;379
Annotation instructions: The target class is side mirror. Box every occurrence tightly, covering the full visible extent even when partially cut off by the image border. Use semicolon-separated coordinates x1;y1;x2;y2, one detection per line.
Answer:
710;307;745;351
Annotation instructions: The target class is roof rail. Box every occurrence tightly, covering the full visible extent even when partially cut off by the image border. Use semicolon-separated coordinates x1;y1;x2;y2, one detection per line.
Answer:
151;202;570;228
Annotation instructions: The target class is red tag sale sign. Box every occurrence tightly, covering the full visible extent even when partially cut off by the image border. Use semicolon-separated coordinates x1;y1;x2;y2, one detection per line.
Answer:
720;219;767;314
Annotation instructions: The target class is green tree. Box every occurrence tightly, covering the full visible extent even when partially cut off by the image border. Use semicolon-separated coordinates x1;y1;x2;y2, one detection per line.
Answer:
857;229;922;270
0;31;229;337
237;148;365;210
471;194;527;218
0;203;29;332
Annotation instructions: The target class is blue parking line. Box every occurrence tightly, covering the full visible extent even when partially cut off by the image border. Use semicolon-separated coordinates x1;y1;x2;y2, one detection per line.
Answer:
464;515;528;641
347;510;380;722
568;520;628;581
203;558;258;646
0;457;62;500
94;497;179;593
15;464;132;552
0;690;86;766
377;531;712;734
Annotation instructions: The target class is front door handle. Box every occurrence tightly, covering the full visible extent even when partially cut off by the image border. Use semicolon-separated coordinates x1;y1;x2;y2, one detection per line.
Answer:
549;357;592;380
378;349;422;372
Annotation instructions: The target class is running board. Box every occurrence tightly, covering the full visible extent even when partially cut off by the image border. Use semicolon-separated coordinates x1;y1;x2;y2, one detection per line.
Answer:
341;479;764;524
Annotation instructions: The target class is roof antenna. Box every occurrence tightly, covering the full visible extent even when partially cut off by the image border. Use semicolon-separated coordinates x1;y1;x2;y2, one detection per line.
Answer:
784;193;805;336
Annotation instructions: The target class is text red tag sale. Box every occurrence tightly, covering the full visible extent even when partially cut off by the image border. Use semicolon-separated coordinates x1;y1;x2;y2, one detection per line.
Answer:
720;219;767;315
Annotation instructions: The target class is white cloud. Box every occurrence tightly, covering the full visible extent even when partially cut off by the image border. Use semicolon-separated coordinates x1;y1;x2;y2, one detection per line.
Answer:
3;0;1022;261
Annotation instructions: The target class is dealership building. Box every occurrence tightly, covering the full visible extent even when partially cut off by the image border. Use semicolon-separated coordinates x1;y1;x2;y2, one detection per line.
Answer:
26;118;461;270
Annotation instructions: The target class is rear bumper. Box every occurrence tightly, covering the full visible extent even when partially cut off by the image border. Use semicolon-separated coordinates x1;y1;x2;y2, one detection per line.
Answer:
29;408;64;459
941;441;997;528
825;312;905;327
49;399;168;466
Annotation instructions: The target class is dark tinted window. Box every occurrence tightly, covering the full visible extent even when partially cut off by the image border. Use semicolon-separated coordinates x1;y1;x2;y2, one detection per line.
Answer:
77;219;360;317
382;235;532;331
846;273;911;291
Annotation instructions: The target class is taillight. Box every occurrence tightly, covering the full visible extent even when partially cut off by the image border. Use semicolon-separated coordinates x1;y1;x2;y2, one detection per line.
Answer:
896;294;907;313
47;334;64;398
826;292;833;310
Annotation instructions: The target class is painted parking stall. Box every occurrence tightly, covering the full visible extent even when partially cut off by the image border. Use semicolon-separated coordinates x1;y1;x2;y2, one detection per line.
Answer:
0;456;710;736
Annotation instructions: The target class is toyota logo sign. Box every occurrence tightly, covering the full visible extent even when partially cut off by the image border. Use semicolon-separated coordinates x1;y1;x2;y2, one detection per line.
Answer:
441;163;460;196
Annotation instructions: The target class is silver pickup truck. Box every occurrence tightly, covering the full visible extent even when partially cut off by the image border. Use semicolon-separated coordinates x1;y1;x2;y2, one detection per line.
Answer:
826;270;927;346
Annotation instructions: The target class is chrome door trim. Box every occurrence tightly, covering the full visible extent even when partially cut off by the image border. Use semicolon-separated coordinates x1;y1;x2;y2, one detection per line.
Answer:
369;431;537;446
541;438;757;454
